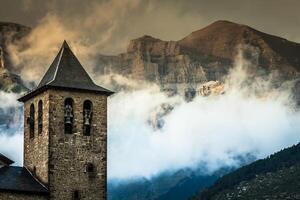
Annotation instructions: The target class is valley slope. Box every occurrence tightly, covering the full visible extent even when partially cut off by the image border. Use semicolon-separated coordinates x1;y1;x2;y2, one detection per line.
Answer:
0;22;29;92
191;143;300;200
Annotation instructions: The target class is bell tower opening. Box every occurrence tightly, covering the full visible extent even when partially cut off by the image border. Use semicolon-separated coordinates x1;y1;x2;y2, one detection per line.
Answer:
64;98;74;134
38;100;43;134
83;100;93;136
29;103;35;138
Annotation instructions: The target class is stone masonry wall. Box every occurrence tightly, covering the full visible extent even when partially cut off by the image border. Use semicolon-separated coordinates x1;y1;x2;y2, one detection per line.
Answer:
48;89;107;200
23;91;50;185
0;192;48;200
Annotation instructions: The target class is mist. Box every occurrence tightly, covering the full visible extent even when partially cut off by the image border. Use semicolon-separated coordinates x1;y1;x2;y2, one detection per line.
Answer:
0;47;300;181
0;129;23;165
1;45;300;183
0;91;23;166
1;49;300;181
107;49;300;180
6;0;300;85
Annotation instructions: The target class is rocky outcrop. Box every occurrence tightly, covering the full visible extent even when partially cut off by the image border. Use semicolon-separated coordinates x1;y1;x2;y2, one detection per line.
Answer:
97;35;216;88
1;20;300;94
0;46;5;69
0;22;29;92
0;22;30;70
96;20;300;94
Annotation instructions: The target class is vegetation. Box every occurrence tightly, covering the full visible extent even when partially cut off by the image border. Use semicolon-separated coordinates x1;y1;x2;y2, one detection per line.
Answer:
108;168;229;200
191;143;300;200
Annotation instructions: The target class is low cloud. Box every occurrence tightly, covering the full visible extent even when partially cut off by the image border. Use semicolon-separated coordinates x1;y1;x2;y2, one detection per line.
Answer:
7;0;144;84
6;0;207;85
0;129;23;166
1;46;300;183
107;48;300;180
107;81;300;180
0;91;20;108
0;91;23;166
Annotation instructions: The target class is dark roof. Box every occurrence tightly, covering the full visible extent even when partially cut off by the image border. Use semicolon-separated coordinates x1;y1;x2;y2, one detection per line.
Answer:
18;41;113;102
0;153;14;166
0;166;48;195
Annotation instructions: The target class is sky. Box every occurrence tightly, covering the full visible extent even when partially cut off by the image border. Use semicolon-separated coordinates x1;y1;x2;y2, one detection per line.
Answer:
1;0;300;181
3;50;300;180
0;0;299;55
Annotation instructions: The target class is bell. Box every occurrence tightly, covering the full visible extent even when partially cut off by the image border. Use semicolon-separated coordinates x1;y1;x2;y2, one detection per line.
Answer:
29;117;34;126
65;116;72;125
64;104;73;125
84;118;90;126
84;109;91;126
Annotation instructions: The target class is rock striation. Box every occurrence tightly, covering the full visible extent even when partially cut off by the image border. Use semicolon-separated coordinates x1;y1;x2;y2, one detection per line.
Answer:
0;22;29;92
96;20;300;95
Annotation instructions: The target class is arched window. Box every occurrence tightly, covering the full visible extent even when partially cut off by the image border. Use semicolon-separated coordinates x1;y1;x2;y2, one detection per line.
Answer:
29;103;35;138
64;98;74;134
85;162;96;178
38;100;43;134
73;190;80;200
83;100;93;136
33;166;36;176
85;163;94;173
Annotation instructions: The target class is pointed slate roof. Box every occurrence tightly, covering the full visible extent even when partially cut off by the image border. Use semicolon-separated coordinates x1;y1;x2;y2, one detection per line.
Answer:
0;153;14;166
0;166;48;195
18;41;113;102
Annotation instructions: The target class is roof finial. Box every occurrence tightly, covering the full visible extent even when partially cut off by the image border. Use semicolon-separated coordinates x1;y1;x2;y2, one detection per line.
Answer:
62;40;70;48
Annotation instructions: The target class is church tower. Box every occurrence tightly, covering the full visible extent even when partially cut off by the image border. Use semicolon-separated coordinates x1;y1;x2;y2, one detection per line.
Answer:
18;41;113;200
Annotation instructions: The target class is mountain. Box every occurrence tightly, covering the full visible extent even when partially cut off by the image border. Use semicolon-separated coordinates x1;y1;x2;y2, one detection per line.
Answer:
96;20;300;93
0;22;29;92
179;20;300;71
108;168;231;200
0;22;29;126
191;143;300;200
2;20;300;93
1;20;300;199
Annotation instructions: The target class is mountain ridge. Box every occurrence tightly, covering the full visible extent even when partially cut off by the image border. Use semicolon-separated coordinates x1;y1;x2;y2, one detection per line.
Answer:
96;20;300;93
0;20;300;199
191;142;300;200
1;20;300;92
0;21;29;92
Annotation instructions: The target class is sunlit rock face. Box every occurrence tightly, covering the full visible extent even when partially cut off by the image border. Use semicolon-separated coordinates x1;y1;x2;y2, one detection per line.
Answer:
96;21;300;93
0;23;28;124
1;20;300;95
97;33;225;87
0;22;29;92
148;80;225;130
0;22;30;70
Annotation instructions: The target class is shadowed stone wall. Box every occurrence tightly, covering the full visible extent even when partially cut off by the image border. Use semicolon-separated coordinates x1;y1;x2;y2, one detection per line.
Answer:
22;88;108;199
24;91;50;185
47;89;107;200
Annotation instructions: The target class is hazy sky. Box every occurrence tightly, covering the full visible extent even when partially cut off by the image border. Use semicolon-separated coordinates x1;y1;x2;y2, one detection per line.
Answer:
0;0;299;49
1;0;300;180
2;0;299;82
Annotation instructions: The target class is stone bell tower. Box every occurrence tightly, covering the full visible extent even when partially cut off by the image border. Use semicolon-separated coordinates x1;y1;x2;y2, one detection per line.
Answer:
18;41;113;200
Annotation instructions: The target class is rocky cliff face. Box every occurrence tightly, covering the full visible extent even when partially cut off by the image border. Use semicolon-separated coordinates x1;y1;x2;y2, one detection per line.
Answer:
0;22;29;92
97;34;218;91
0;23;29;126
96;20;300;95
1;20;300;94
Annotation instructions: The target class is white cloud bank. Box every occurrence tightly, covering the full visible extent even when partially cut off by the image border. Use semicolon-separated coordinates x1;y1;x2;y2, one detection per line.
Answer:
1;48;300;181
107;50;300;180
0;91;23;165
